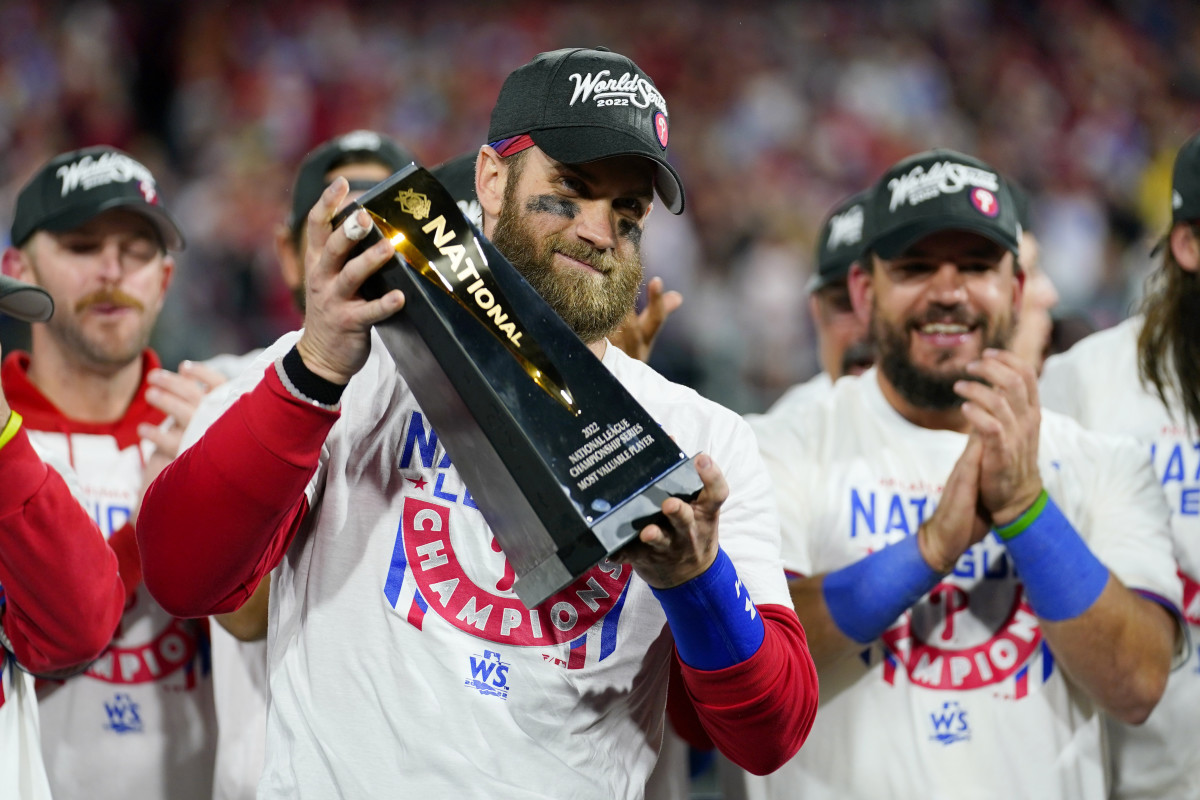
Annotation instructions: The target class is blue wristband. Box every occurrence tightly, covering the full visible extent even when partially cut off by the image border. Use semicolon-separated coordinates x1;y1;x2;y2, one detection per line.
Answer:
1000;494;1108;621
823;534;942;644
651;548;765;671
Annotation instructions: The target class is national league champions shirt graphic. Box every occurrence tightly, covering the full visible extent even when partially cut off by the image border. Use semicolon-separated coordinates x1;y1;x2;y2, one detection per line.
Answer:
382;407;633;674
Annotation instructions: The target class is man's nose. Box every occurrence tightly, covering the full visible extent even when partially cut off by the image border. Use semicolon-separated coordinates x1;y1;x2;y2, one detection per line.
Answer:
573;201;616;252
96;241;123;282
927;262;967;303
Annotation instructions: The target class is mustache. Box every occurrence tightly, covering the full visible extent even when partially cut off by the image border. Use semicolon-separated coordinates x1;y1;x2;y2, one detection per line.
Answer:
74;289;145;314
551;237;623;275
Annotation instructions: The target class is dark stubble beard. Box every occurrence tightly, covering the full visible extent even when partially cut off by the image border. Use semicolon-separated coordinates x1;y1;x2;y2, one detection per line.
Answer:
875;302;1014;410
490;185;643;345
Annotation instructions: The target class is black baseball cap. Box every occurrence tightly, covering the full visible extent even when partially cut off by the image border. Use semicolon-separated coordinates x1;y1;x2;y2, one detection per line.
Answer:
1151;131;1200;256
487;47;685;215
12;146;184;251
864;149;1020;260
809;190;869;292
0;275;52;322
1169;132;1200;224
288;130;417;235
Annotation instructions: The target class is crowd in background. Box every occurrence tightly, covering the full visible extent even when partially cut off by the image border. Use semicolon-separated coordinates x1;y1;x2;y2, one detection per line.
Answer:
1;0;1199;412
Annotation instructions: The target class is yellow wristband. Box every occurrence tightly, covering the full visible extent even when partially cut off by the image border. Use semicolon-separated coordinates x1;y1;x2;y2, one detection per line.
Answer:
0;410;23;451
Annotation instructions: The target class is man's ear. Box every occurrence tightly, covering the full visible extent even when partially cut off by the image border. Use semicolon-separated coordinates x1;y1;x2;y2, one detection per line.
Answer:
159;254;175;295
847;260;873;327
274;222;303;293
476;146;505;225
2;246;33;284
1170;222;1200;273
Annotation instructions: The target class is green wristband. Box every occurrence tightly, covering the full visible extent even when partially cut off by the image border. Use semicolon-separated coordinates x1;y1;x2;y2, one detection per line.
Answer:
994;489;1049;541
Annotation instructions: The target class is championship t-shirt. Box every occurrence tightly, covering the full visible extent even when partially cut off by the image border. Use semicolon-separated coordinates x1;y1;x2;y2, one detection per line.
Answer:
1041;315;1200;800
200;330;792;799
751;368;1179;800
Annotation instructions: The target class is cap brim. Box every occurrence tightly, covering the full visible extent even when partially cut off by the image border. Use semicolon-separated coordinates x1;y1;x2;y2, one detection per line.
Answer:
806;270;850;294
872;219;1017;260
38;198;186;252
529;128;684;215
0;275;53;322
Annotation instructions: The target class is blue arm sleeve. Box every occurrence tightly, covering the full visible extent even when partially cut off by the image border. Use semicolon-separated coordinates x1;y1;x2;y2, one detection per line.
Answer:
652;548;766;671
822;534;943;644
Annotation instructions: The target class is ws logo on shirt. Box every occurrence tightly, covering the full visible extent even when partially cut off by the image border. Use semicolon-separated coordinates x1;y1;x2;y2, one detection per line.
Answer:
466;650;510;699
928;701;970;745
103;692;143;734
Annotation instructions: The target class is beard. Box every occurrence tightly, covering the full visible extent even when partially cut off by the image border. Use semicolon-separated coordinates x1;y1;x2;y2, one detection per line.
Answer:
50;304;153;371
875;303;1014;409
490;191;643;344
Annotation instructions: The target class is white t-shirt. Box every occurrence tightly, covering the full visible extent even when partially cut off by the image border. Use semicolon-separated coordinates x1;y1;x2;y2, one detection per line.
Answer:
750;368;1179;800
204;330;791;799
194;348;270;800
25;417;216;800
760;371;833;419
1041;315;1200;800
0;646;52;800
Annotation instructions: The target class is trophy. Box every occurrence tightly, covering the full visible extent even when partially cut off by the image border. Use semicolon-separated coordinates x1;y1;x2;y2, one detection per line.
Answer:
335;165;702;607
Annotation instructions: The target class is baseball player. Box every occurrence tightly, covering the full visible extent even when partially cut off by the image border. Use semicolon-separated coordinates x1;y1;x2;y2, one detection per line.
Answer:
138;47;818;798
0;275;127;800
196;129;418;800
3;145;222;799
1039;130;1200;799
751;148;1181;799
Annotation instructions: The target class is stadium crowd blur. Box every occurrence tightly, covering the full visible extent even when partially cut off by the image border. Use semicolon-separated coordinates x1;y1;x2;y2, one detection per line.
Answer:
1;0;1198;413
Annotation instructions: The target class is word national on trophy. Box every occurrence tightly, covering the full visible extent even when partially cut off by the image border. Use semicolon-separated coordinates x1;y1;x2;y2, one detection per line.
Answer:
335;165;703;607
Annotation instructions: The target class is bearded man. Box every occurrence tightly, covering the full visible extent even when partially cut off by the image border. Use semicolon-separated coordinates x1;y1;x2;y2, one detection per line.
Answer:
750;149;1182;800
135;47;817;799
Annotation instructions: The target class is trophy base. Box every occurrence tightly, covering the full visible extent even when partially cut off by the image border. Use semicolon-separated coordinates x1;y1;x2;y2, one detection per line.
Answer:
513;455;703;607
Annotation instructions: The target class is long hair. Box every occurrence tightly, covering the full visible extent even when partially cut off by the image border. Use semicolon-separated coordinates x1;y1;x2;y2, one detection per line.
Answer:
1137;226;1200;431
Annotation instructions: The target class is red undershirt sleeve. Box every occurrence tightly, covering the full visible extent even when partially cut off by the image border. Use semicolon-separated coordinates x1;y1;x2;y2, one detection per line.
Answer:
0;429;125;674
137;365;338;617
106;522;142;604
668;603;818;775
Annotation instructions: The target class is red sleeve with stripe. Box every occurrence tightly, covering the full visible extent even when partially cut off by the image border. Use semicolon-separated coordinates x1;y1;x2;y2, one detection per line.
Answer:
668;603;818;775
137;365;337;617
0;429;125;674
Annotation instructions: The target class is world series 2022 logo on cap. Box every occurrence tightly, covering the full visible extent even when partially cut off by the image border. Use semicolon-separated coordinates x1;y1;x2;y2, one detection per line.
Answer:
567;70;668;114
887;161;1000;211
55;151;159;200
